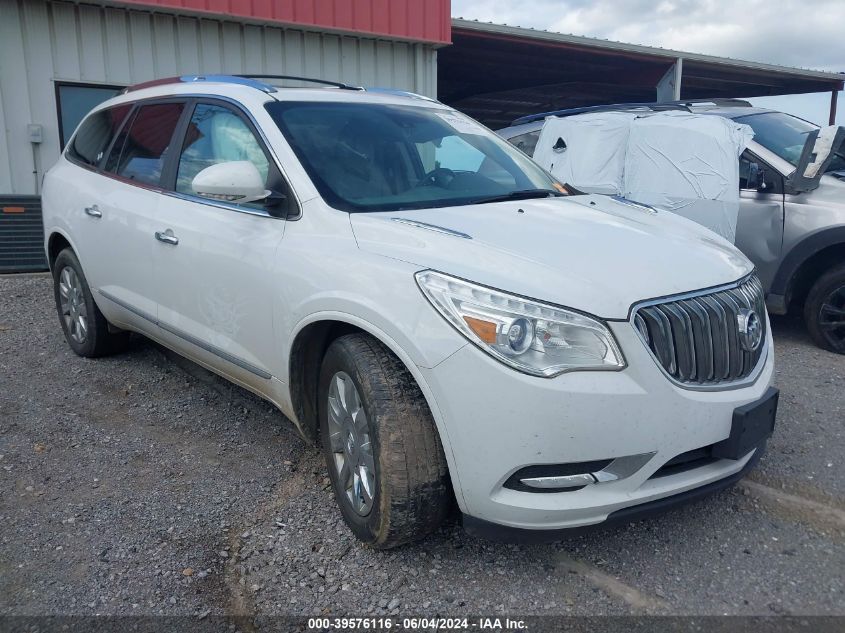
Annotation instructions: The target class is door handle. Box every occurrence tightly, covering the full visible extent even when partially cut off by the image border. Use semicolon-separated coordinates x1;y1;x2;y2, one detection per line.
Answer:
154;230;179;245
84;205;102;218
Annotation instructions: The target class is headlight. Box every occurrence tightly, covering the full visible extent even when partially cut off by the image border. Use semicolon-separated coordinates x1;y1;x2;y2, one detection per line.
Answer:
416;271;625;377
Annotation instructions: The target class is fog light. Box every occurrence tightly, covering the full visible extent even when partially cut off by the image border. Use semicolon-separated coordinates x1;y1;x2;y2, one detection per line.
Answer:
505;453;656;493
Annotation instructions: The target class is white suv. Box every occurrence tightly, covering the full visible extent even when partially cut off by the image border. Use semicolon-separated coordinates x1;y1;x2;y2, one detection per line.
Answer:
43;75;778;548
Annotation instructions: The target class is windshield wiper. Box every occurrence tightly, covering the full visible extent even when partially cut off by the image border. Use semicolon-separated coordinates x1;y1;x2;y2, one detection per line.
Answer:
470;189;563;205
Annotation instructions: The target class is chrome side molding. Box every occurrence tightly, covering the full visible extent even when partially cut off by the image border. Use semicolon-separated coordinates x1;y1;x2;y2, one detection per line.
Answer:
391;217;472;239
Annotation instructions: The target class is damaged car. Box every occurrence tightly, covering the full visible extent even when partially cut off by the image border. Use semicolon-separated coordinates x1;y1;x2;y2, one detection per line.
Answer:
500;101;845;353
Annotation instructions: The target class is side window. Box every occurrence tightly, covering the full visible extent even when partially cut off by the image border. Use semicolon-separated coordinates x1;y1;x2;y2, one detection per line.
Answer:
175;103;270;196
104;102;185;187
507;130;540;157
66;104;131;167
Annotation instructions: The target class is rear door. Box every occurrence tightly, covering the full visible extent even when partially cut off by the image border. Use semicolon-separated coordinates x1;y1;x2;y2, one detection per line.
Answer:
151;99;291;384
92;99;188;327
736;150;785;290
59;104;132;288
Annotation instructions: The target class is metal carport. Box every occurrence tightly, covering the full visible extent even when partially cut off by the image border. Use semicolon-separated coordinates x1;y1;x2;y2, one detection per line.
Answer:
439;18;844;130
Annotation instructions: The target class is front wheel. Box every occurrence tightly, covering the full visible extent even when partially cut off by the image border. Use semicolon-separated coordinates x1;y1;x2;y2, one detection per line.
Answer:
318;333;451;549
804;263;845;354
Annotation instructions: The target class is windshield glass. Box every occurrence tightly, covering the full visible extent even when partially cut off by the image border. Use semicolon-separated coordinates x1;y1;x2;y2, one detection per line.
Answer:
266;101;560;212
736;111;845;173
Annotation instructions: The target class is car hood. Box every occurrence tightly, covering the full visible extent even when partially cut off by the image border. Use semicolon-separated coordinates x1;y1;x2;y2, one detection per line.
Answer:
349;195;752;319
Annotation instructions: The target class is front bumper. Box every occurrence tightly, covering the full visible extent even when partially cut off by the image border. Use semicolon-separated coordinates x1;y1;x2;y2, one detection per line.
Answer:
462;441;764;543
419;319;776;532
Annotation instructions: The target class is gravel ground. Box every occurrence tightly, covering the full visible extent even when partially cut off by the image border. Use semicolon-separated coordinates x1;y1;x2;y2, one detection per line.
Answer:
1;273;844;618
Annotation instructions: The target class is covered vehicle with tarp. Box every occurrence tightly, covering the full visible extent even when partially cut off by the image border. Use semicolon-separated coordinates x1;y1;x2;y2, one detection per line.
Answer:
499;101;845;355
532;110;753;242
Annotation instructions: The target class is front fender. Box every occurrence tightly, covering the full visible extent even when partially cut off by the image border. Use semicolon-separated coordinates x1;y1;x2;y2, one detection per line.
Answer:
771;226;845;298
283;292;465;376
285;307;468;510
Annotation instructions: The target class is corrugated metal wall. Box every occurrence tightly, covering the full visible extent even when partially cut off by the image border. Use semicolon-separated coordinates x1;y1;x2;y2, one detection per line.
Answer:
0;0;439;196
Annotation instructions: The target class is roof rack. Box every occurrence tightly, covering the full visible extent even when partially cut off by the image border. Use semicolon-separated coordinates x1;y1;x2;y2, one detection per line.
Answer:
121;74;362;95
235;74;362;90
511;98;753;126
122;75;276;94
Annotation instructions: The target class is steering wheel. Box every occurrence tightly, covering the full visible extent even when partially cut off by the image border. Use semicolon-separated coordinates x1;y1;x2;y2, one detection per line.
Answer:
418;167;456;189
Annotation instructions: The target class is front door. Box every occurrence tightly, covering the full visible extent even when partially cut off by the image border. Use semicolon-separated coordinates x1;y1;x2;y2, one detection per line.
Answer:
735;151;785;291
152;101;288;384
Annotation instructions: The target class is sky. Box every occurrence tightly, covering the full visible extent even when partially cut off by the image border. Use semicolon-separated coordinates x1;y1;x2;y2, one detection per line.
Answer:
451;0;844;125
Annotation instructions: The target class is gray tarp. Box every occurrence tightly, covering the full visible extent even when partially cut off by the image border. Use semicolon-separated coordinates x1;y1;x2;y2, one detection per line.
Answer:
534;110;753;242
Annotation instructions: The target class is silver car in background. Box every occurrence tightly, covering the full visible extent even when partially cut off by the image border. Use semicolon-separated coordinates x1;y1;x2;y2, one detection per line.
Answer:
499;101;845;354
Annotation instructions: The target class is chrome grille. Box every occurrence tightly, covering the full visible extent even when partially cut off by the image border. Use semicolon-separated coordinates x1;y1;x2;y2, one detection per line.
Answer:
633;275;767;386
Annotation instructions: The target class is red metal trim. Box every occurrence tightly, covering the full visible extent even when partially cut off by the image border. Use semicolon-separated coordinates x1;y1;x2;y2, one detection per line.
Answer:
111;0;451;44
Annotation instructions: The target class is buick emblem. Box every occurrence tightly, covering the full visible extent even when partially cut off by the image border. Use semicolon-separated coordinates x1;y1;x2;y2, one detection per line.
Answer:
737;309;763;352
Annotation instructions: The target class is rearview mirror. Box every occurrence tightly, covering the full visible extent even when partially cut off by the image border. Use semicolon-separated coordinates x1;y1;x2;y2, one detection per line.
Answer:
191;161;270;204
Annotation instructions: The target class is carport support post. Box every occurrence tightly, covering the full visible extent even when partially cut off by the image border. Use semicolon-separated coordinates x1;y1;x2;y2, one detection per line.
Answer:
831;90;839;125
656;57;683;102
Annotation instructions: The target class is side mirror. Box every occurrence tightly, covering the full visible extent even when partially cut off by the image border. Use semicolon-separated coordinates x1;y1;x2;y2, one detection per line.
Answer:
746;162;765;191
191;161;270;204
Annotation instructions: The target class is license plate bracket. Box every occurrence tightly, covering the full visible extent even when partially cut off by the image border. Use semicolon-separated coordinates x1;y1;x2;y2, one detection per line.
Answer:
712;387;779;460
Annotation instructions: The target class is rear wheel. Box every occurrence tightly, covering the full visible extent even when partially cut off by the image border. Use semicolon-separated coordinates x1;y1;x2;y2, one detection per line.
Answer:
318;333;451;549
804;263;845;354
52;248;129;357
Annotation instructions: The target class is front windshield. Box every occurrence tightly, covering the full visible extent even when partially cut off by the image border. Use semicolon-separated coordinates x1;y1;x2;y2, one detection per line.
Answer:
736;111;845;173
266;101;560;212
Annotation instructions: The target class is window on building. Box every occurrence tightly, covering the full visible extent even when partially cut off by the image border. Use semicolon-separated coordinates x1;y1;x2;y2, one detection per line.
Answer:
56;83;123;149
66;104;131;168
104;102;186;187
175;103;270;196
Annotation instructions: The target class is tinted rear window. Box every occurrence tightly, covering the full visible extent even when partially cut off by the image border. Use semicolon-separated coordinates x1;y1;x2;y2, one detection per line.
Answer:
104;102;185;187
67;105;131;167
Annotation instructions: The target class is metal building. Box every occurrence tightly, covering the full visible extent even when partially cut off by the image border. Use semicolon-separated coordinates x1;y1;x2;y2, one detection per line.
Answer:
440;19;844;129
0;0;449;271
0;0;448;197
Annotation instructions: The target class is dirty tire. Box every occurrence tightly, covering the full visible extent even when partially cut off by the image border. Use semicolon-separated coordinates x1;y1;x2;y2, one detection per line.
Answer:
52;248;129;358
319;333;451;549
804;263;845;354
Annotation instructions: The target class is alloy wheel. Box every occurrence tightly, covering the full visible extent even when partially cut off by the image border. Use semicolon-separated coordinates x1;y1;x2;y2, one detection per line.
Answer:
58;266;89;344
818;284;845;352
327;371;376;516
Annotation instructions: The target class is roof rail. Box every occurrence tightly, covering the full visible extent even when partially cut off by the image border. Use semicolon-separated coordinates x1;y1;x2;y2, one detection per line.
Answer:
236;74;362;90
121;75;277;94
511;97;754;126
121;74;363;95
